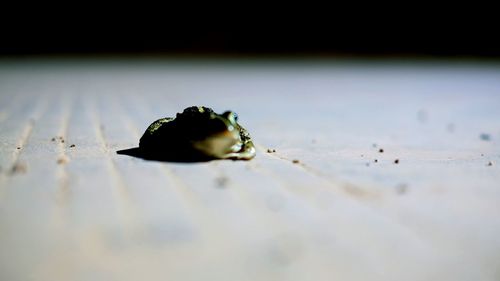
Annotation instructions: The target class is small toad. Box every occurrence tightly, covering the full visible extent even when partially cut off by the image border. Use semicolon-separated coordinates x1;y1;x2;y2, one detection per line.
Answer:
139;106;256;160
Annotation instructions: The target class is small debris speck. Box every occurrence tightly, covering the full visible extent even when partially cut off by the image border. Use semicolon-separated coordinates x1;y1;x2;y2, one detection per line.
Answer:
365;162;370;167
372;143;377;148
215;176;229;188
51;137;56;141
379;148;384;153
374;159;378;163
16;147;21;150
480;133;491;141
267;148;276;153
446;123;455;133
395;183;408;194
10;162;27;175
70;144;76;148
481;154;484;157
61;140;65;143
394;159;399;164
292;159;300;164
487;161;493;166
417;109;428;123
57;157;68;165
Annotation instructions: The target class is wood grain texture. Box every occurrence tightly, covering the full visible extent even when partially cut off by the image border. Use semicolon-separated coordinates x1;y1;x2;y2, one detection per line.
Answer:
1;59;500;281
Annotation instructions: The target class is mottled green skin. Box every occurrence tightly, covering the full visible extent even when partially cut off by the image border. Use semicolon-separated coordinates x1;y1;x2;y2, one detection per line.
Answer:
139;106;255;160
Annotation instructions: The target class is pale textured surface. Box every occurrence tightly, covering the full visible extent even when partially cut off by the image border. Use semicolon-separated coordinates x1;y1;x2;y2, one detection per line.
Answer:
1;59;500;281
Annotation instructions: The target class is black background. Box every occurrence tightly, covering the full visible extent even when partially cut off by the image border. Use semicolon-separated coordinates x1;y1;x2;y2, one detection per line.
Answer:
1;8;498;57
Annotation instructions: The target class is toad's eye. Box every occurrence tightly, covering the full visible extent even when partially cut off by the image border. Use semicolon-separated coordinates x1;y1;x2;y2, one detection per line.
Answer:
223;111;238;122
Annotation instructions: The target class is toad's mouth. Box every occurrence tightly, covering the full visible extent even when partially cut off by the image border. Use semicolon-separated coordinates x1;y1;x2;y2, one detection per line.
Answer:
192;129;242;158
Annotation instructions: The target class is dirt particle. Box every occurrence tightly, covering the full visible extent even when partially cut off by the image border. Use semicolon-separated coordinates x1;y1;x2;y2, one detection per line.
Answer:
16;147;21;150
394;159;399;164
372;143;377;148
395;183;408;194
343;183;377;199
481;154;484;157
10;162;27;175
69;144;76;148
487;161;493;166
267;148;276;153
374;159;378;163
215;176;229;188
61;140;65;143
379;148;384;153
51;137;56;141
417;109;428;123
480;133;491;141
57;156;69;165
447;123;455;133
292;159;300;164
